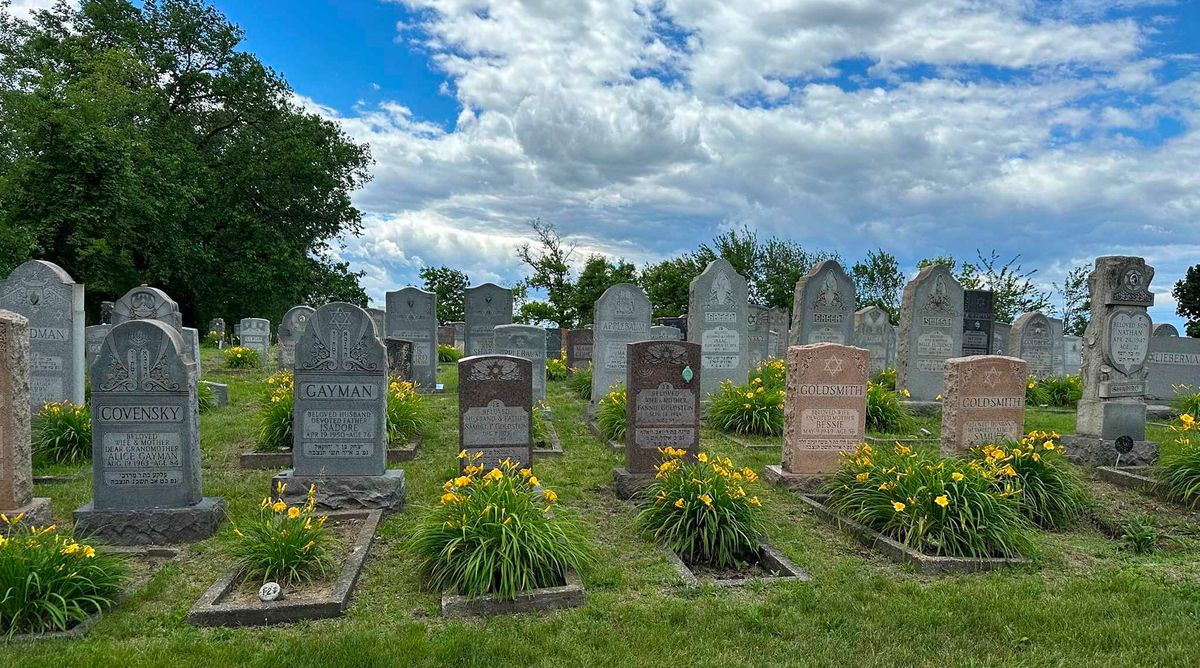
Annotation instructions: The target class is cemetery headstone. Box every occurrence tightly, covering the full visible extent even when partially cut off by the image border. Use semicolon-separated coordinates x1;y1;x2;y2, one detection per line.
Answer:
450;321;466;352
0;311;51;530
789;260;856;346
100;301;114;325
385;288;438;390
233;322;241;338
545;327;563;358
940;355;1027;455
767;307;789;359
1146;330;1200;401
1049;316;1066;376
896;264;964;401
464;284;513;356
112;285;182;332
208;318;226;342
747;304;771;366
962;290;994;356
853;306;894;377
384;338;413;383
183;327;201;373
271;303;405;512
566;328;593;370
0;260;86;411
765;343;868;490
238;318;271;361
438;325;456;346
1064;335;1083;374
74;319;224;544
85;324;112;370
494;324;547;403
992;322;1011;358
654;316;688;341
1063;256;1157;466
650;325;682;340
688;259;749;399
1010;312;1054;378
592;284;652;404
1154;323;1180;337
367;308;388;341
277;306;315;370
613;340;701;499
200;380;229;407
458;355;533;469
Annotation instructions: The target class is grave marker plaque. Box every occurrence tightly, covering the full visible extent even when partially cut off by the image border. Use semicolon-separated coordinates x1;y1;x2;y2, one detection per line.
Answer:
238;318;271;361
767;307;789;359
112;285;182;332
853;306;894;376
650;325;682;340
747;304;771;366
384;337;414;382
962;290;994;356
1146;332;1200;401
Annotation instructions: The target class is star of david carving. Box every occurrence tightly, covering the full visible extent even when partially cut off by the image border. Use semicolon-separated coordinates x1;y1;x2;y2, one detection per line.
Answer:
330;307;351;326
823;357;844;376
983;367;1002;388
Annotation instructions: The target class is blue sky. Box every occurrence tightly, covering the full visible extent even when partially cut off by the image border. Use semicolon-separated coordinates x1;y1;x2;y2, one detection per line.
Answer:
15;0;1199;326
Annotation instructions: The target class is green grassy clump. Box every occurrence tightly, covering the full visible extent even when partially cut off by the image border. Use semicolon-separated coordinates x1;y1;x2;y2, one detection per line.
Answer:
231;484;337;585
437;344;462;363
32;400;91;464
597;383;627;442
547;354;568;381
1154;414;1200;508
409;454;592;600
1170;385;1200;419
973;431;1088;530
1039;375;1083;407
706;358;786;437
568;364;592;399
223;345;261;369
256;371;294;451
386;379;428;443
865;381;913;434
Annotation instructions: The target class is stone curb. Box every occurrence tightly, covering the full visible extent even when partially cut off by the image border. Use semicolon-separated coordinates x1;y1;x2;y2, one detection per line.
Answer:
534;415;563;458
664;541;811;587
440;569;585;617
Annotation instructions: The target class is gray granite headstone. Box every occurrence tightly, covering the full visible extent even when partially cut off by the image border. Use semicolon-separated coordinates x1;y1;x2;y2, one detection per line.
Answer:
1154;323;1180;337
494;324;547;403
85;324;112;371
992;322;1011;358
385;287;437;390
614;340;701;498
1146;332;1200;401
238;318;271;361
75;319;224;544
789;260;856;346
767;307;789;359
438;325;455;346
654;316;688;341
688;259;749;399
853;306;894;377
183;327;201;373
0;260;86;411
277;306;314;370
450;321;465;352
367;308;388;341
566;328;593;369
464;285;513;356
1010;312;1054;379
384;337;413;382
747;304;771;366
650;325;682;340
1064;335;1082;375
100;301;114;325
1048;316;1065;376
208;318;226;340
233;322;241;338
544;327;563;358
962;290;994;356
0;310;51;530
291;303;387;477
112;285;182;332
896;265;964;401
458;355;533;469
592;284;652;403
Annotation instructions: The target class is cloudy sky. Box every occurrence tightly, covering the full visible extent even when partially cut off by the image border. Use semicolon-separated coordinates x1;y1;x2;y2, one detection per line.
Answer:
13;0;1200;326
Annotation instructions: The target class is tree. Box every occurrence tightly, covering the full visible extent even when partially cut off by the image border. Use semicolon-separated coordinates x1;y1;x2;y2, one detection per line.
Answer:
852;249;905;321
692;226;758;288
1054;265;1090;336
919;251;1049;322
640;255;696;318
515;218;575;326
758;238;836;310
1174;264;1200;338
0;0;372;326
419;265;469;323
572;254;637;325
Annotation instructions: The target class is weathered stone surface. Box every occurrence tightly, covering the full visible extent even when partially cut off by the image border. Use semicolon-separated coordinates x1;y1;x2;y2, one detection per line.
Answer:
494;324;547;403
112;285;182;331
458;355;532;469
238;318;271;361
1154;323;1180;337
1064;335;1082;375
201;380;229;407
767;307;789;359
0;310;49;525
545;327;563;358
593;284;652;403
384;338;413;383
385;288;437;389
897;265;964;401
625;340;701;474
781;343;869;475
85;324;112;370
270;470;405;514
1049;317;1066;376
450;321;465;352
566;329;593;369
183;327;201;375
789;260;856;346
292;303;387;477
649;325;682;340
367;309;388;341
1063;434;1156;468
1146;332;1200;401
438;326;455;346
688;259;749;399
1010;312;1054;378
853;306;894;376
992;322;1011;357
654;316;688;341
0;260;86;411
962;290;994;356
100;301;114;325
464;284;513;356
940;356;1027;455
747;304;771;366
74;498;225;545
209;318;226;339
277;306;314;370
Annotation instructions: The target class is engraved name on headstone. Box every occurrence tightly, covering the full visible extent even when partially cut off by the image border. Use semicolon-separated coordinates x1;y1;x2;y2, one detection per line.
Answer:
494;324;548;403
789;260;856;346
592;284;652;403
1010;312;1054;379
238;318;271;361
747;304;771;366
940;355;1027;454
464;284;513;356
777;343;869;477
458;355;532;469
566;328;593;370
896;265;964;401
688;259;749;399
962;290;994;356
0;260;86;411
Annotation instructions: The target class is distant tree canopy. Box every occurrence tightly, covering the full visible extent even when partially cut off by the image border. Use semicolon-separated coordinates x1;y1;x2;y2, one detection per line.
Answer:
0;0;372;326
918;251;1051;323
419;265;468;324
1174;264;1200;338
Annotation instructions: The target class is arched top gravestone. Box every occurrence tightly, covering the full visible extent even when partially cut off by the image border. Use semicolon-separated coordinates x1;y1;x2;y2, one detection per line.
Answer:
592;283;652;404
494;324;547;403
896;264;964;401
465;283;513;356
688;259;749;399
790;259;856;347
277;305;314;369
458;354;533;470
0;259;86;409
385;287;437;390
1011;312;1054;379
112;285;182;331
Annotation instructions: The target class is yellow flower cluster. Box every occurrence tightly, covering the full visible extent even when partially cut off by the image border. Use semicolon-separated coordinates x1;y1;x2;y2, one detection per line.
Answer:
652;449;762;513
389;379;418;399
1175;413;1195;432
265;371;294;403
441;451;559;519
0;517;96;558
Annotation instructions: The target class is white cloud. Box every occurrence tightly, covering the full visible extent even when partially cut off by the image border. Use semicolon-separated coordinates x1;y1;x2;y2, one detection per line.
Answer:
301;0;1198;326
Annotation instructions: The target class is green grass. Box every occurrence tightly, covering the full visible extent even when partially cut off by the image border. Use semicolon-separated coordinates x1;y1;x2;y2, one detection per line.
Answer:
8;348;1200;666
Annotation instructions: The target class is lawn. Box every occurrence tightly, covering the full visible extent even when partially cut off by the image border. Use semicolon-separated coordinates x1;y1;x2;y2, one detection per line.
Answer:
10;349;1200;667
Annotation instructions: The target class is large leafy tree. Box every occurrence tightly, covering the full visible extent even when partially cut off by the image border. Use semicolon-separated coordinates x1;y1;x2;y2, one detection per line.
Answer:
640;255;696;318
1174;264;1200;337
419;265;468;323
0;0;371;325
515;218;575;326
1054;265;1090;336
852;248;905;321
571;254;637;325
918;251;1049;323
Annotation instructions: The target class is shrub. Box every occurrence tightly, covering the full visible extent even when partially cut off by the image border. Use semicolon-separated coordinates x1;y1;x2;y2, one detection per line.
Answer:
1154;413;1200;508
198;381;217;414
256;371;294;451
872;367;897;391
706;376;785;436
825;443;1035;559
1121;516;1159;554
224;345;261;369
1039;375;1082;407
972;431;1088;530
386;380;428;443
547;354;568;381
1171;385;1200;419
410;453;593;600
0;519;128;636
232;483;336;585
754;358;786;393
202;330;223;348
1025;376;1050;406
437;344;462;363
597;384;628;442
568;365;593;400
634;449;766;568
865;382;913;434
32;401;92;464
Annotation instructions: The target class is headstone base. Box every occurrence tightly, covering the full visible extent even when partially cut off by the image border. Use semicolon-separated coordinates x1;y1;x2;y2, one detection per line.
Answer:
900;400;941;417
763;465;828;493
73;498;225;545
0;497;52;534
612;468;654;500
1061;435;1157;468
1076;400;1147;441
271;469;405;514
